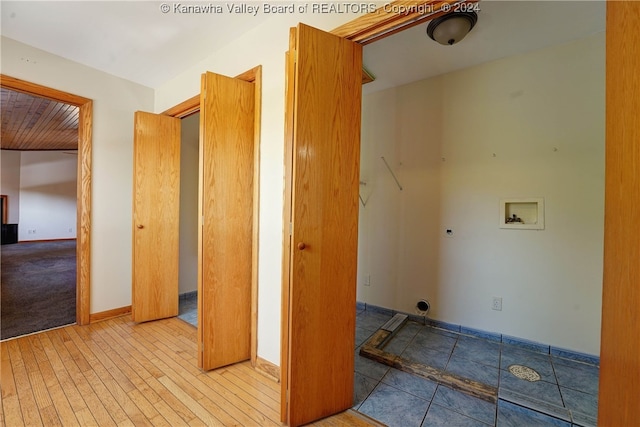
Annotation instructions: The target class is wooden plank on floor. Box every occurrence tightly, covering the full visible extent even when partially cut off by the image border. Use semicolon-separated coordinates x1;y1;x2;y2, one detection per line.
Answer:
359;330;498;404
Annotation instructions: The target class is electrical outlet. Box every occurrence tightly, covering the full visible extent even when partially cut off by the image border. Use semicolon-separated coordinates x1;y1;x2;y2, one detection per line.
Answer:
364;275;371;287
492;297;502;311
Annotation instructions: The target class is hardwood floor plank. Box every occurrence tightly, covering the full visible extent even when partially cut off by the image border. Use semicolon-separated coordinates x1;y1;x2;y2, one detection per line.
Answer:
157;376;223;426
142;321;279;425
37;334;90;416
39;381;80;427
122;321;245;426
198;370;280;425
28;333;79;425
152;400;194;427
27;371;54;413
126;388;163;421
16;338;41;376
82;324;137;393
207;368;280;421
46;330;111;426
59;329;93;373
73;407;100;427
63;327;135;425
237;362;281;393
225;362;280;400
6;339;43;426
141;318;281;425
0;395;23;427
88;325;165;411
1;342;24;427
70;323;156;425
100;326;199;424
39;404;62;427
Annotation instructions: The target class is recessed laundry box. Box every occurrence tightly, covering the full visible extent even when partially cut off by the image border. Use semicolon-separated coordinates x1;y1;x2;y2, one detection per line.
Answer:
500;198;545;230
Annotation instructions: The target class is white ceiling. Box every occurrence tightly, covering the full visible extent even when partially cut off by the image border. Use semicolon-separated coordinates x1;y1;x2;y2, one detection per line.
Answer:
363;0;605;94
1;1;605;91
0;1;268;88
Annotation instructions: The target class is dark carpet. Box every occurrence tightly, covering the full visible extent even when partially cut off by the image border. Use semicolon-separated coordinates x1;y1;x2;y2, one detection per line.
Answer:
1;240;76;340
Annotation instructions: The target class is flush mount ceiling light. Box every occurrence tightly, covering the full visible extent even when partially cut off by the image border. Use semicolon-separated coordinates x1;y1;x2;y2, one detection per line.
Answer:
427;11;478;46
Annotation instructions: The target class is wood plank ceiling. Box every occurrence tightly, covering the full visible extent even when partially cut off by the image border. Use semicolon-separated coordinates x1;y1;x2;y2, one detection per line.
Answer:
1;87;78;150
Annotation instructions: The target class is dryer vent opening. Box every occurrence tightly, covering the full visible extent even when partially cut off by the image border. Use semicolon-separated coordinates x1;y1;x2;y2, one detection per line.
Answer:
416;299;430;315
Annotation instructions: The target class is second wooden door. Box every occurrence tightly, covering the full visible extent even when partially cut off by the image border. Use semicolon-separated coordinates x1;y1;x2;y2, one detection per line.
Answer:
198;71;255;370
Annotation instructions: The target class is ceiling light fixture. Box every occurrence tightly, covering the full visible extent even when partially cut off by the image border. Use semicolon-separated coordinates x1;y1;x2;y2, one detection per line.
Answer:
427;11;478;46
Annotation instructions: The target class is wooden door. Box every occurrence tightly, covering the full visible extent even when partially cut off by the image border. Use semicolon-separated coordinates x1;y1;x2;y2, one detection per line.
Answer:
598;1;640;424
198;71;255;370
132;111;181;322
281;24;363;426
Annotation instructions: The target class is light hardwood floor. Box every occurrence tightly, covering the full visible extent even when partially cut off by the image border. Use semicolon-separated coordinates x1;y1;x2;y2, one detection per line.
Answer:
0;316;380;427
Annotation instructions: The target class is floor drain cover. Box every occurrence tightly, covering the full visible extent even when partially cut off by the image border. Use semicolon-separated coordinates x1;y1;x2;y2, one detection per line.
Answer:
508;364;541;382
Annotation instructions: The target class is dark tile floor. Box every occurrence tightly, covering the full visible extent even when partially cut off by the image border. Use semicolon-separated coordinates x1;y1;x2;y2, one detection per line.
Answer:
178;291;197;326
354;308;599;427
178;296;599;427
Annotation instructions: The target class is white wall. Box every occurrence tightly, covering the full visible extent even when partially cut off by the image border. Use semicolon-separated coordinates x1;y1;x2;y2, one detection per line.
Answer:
1;36;154;314
1;150;21;223
154;13;362;366
18;151;77;240
179;113;199;294
358;33;605;355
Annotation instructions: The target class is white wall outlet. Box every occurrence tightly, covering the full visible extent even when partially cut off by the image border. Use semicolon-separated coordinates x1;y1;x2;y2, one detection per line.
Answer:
492;297;502;311
364;275;371;286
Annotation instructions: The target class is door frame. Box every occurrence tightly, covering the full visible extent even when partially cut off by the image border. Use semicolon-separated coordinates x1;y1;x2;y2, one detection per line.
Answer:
283;0;638;424
161;65;264;370
0;74;92;326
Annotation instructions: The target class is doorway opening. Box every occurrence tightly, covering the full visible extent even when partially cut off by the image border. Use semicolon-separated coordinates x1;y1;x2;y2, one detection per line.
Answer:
0;76;92;338
353;2;604;426
0;149;78;339
177;111;200;327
